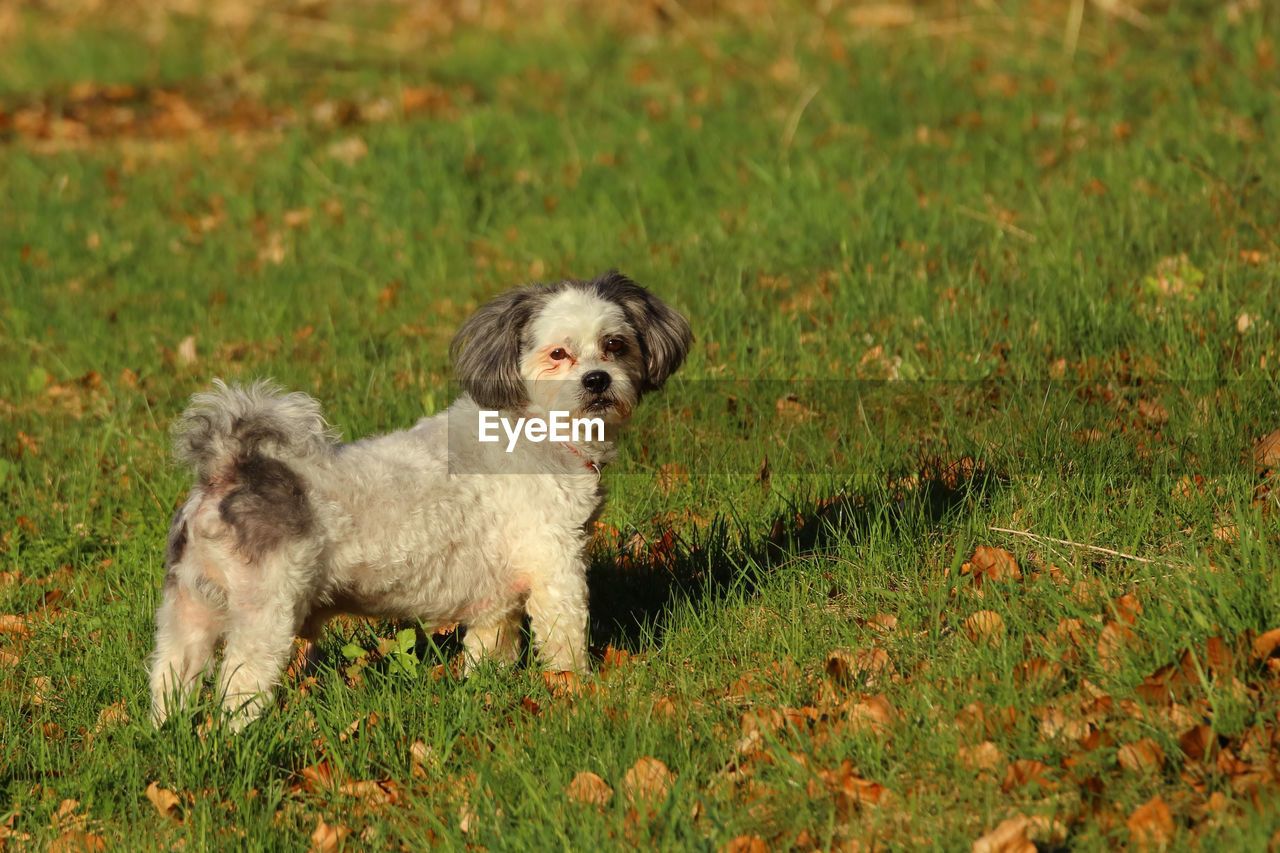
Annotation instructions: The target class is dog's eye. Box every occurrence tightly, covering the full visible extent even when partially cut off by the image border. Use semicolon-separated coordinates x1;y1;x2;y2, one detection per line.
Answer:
550;348;568;361
604;338;625;354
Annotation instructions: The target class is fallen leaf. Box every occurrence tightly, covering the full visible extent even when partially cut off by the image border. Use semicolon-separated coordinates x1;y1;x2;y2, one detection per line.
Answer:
338;779;400;807
967;546;1022;582
719;835;769;853
145;782;182;822
1001;759;1052;793
1251;627;1280;661
93;701;130;737
1253;429;1280;469
963;610;1005;643
309;818;351;853
972;816;1036;853
48;831;106;853
542;670;585;698
957;741;1004;772
1127;795;1174;848
410;739;438;779
327;135;368;166
297;762;341;792
1097;621;1136;671
1117;738;1165;774
567;771;614;806
0;614;30;636
845;695;896;734
1179;724;1217;763
656;462;689;494
621;757;674;804
825;647;892;687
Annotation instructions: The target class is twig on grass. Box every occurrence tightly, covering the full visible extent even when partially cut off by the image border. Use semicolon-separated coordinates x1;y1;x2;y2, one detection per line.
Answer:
986;525;1190;571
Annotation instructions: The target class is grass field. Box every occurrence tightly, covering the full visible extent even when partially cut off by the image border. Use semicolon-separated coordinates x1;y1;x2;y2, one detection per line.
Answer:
2;0;1279;849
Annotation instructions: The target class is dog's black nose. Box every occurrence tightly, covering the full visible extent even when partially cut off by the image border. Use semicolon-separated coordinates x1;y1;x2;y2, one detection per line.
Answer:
582;371;611;394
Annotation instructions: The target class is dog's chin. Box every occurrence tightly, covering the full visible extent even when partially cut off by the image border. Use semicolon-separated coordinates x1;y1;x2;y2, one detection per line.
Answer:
576;396;632;424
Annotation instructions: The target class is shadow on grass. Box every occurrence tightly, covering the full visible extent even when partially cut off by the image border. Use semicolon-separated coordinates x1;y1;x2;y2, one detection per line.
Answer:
587;456;1005;653
310;457;1004;677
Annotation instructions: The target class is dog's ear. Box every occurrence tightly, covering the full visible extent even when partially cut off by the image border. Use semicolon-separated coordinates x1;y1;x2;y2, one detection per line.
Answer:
450;287;545;409
590;271;692;390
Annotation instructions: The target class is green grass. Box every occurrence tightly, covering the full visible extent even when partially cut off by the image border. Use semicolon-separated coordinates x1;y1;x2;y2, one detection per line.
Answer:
3;0;1280;848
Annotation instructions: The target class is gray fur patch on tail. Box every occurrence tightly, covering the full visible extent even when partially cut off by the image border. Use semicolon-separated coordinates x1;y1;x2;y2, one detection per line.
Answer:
218;455;313;562
172;379;337;482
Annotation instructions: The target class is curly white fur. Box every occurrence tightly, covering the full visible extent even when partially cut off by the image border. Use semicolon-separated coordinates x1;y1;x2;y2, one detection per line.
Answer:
148;272;691;729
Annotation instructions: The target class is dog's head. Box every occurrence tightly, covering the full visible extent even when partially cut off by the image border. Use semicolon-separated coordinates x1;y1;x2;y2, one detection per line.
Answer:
450;271;692;424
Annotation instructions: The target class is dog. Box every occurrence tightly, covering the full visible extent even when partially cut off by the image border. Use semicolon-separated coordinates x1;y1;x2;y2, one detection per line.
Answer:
148;271;691;729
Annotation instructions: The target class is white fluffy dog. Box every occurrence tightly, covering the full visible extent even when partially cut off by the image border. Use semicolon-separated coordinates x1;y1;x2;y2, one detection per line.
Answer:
149;271;691;728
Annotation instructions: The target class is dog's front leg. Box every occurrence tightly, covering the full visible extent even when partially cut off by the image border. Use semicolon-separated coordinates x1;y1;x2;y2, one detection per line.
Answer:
149;583;223;725
462;610;522;674
525;556;589;674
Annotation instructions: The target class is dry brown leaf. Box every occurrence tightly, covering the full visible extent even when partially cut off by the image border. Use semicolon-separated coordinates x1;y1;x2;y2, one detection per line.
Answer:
656;462;689;494
1050;617;1091;654
1037;706;1089;742
567;771;614;807
1117;738;1166;774
542;670;585;698
1097;621;1136;671
719;836;769;853
963;610;1005;644
1127;795;1174;849
968;545;1022;582
1251;627;1280;661
145;782;182;822
309;818;351;853
410;739;438;778
92;701;130;737
1114;592;1142;625
1253;429;1280;470
338;779;400;807
845;695;896;734
867;612;899;633
51;798;82;830
1015;657;1064;689
1001;759;1052;793
297;762;341;792
621;757;674;804
972;816;1036;853
814;760;888;810
1179;724;1217;763
825;647;892;687
0;614;30;636
741;707;785;737
327;135;368;166
48;831;106;853
957;740;1004;772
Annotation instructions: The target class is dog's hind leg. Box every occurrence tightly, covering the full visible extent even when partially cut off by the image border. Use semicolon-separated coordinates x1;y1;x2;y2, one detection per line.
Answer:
149;583;224;725
217;583;300;732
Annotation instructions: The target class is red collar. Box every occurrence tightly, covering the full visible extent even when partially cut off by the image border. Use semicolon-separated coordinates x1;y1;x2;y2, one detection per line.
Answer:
560;442;603;476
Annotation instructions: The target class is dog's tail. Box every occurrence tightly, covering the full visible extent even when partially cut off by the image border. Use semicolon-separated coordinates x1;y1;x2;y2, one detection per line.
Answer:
172;379;338;483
